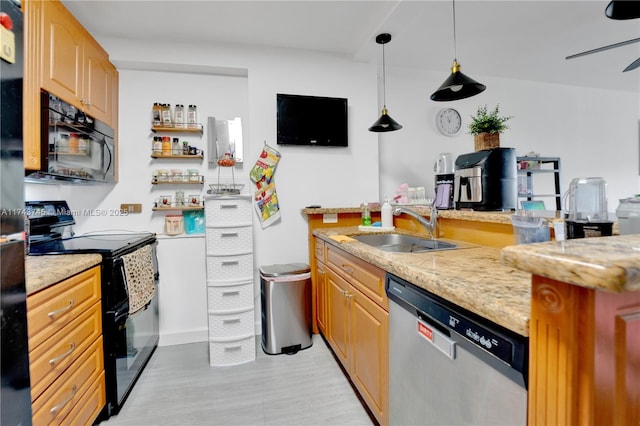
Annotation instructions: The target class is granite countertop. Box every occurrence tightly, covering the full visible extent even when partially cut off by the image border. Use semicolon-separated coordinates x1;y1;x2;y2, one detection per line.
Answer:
502;234;640;293
313;227;532;337
302;206;563;226
25;254;102;295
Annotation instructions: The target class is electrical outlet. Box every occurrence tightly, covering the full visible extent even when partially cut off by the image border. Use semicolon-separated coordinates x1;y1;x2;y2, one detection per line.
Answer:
120;203;142;213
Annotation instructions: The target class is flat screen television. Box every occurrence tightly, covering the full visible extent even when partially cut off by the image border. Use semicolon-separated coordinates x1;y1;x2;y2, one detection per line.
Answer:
276;93;348;147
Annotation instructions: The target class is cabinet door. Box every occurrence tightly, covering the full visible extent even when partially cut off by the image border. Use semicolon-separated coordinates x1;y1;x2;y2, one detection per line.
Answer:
41;0;83;104
24;0;43;170
349;284;389;425
82;36;111;124
326;268;349;367
315;261;327;334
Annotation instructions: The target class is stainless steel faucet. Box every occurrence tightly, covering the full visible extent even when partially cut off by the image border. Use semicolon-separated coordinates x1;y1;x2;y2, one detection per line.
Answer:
392;205;438;239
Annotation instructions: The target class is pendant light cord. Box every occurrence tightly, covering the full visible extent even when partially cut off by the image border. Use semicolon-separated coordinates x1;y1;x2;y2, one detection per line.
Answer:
452;0;458;60
382;41;387;108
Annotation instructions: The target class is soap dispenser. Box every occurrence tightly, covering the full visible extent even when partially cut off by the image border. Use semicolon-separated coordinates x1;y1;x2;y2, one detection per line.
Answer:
361;202;371;226
381;196;393;228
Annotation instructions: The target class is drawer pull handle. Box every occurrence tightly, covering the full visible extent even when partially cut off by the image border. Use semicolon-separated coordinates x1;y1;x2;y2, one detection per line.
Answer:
49;384;78;414
221;260;239;266
220;204;238;209
47;300;74;318
223;318;241;324
220;232;239;237
224;345;242;351
222;291;240;296
340;265;354;274
49;342;76;366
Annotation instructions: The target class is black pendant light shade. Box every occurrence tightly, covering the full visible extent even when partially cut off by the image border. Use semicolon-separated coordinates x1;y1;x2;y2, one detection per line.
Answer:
431;0;486;102
430;60;486;101
605;0;640;20
369;33;402;132
369;107;403;132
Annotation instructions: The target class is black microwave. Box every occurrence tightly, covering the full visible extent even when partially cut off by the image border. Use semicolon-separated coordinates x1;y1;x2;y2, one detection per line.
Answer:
25;90;115;184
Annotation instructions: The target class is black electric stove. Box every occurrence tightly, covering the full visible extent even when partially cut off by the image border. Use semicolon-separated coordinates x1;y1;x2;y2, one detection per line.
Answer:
26;201;159;420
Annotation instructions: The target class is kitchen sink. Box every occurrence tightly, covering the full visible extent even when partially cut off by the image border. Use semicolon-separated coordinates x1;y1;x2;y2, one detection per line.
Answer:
352;233;458;253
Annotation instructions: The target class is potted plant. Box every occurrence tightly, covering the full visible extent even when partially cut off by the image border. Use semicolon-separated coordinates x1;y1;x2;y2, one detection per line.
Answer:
468;104;513;151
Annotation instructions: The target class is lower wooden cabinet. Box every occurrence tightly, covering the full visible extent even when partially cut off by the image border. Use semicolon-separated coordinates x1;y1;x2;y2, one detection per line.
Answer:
322;242;389;425
26;266;105;425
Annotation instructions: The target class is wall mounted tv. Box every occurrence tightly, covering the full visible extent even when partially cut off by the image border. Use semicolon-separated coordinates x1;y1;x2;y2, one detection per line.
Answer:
276;93;348;147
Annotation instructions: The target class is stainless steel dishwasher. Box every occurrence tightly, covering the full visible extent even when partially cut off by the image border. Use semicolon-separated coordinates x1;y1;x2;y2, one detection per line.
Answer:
386;273;528;425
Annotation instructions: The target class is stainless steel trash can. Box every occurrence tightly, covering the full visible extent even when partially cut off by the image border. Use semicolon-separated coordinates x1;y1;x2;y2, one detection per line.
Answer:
260;263;312;355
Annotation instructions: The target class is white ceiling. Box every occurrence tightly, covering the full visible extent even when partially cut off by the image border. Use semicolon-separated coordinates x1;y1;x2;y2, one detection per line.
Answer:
62;0;640;92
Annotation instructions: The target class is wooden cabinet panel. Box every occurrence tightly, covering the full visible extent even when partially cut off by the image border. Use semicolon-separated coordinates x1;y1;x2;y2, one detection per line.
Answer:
41;0;82;101
82;36;111;124
327;244;387;310
23;0;43;170
61;371;106;426
31;336;104;425
29;301;102;399
326;268;349;366
350;285;388;424
26;266;100;351
315;261;327;334
324;243;389;425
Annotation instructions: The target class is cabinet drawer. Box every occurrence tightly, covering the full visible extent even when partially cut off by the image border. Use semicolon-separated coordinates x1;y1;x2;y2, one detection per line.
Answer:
27;266;101;351
29;301;102;400
209;335;255;366
205;198;252;226
208;309;254;339
314;238;325;263
206;226;253;255
326;244;387;310
32;336;104;426
207;282;254;313
60;370;106;426
206;253;253;282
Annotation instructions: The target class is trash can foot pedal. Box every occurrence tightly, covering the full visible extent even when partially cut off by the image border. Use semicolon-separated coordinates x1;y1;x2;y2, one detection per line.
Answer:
282;344;302;355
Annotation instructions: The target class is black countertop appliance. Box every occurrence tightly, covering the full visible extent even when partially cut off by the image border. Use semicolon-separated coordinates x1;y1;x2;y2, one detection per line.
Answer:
454;148;517;211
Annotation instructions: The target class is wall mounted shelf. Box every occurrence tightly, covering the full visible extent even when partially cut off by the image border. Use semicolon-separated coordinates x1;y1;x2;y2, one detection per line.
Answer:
151;125;203;135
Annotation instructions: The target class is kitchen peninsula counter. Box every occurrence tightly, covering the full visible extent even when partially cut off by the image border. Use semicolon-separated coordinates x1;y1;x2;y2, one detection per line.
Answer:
25;254;102;295
313;227;532;336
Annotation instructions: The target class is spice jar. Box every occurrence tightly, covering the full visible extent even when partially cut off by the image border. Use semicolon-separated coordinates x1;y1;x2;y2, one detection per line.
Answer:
156;169;169;182
57;134;69;153
174;104;185;128
161;104;173;127
152;102;162;126
170;169;183;182
187;105;198;128
68;132;79;154
172;138;181;155
187;169;199;182
153;136;163;155
161;136;171;155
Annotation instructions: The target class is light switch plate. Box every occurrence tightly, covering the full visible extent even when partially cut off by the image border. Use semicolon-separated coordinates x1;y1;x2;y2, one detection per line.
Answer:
120;203;142;213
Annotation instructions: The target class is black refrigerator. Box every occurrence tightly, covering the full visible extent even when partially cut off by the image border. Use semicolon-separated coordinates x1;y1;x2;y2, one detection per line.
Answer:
1;0;33;424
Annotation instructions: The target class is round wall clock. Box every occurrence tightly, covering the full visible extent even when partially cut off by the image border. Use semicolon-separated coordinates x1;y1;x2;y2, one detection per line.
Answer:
436;108;463;137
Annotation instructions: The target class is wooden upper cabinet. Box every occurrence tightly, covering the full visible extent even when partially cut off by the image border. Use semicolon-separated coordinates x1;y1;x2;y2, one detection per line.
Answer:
40;0;113;126
23;0;43;170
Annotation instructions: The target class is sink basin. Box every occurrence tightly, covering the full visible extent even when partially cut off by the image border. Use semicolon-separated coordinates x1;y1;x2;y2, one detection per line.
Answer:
352;233;458;253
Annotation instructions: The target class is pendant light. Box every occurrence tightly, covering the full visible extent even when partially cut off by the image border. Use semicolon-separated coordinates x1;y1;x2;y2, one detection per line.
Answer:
430;0;486;102
369;33;402;132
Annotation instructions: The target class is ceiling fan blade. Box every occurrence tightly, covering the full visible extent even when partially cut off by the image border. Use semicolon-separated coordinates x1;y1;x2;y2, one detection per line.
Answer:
566;37;640;60
623;57;640;72
605;0;640;20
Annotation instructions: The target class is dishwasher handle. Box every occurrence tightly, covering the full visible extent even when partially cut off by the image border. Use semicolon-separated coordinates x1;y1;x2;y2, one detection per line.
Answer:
417;317;457;360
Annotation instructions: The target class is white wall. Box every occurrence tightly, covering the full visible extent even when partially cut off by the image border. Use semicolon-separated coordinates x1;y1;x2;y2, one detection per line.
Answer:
379;66;639;209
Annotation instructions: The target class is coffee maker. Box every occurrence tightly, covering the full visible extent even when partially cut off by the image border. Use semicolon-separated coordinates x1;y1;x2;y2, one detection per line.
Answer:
453;148;517;211
434;153;454;209
564;177;613;238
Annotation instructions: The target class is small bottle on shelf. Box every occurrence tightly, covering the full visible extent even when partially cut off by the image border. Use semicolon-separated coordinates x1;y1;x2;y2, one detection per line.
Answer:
187;105;198;128
174;104;185;128
172;138;181;155
161;104;173;127
153;136;163;155
161;136;171;155
152;103;162;126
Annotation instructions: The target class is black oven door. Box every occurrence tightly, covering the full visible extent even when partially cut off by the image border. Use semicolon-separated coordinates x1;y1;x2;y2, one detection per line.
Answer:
102;246;159;417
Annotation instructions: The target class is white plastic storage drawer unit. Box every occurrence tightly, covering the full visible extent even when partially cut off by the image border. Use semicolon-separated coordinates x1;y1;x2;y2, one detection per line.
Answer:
204;194;255;366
